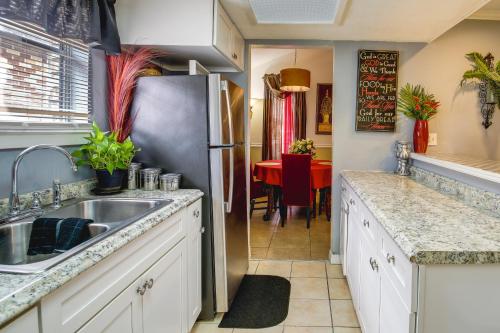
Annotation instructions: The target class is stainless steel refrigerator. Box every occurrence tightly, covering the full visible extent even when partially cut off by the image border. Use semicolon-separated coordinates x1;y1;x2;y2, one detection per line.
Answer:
129;74;248;320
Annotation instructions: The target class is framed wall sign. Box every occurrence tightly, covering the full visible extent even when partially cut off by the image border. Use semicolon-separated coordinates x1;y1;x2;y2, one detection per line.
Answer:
316;83;333;135
355;50;399;132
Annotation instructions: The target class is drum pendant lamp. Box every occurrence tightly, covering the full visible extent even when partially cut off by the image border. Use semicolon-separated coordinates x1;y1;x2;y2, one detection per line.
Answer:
280;49;310;92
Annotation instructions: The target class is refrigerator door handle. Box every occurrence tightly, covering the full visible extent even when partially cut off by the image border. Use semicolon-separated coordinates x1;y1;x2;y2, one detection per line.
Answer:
221;80;234;214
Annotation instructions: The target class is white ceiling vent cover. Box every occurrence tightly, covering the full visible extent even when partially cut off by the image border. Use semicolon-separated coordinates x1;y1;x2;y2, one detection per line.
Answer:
249;0;340;24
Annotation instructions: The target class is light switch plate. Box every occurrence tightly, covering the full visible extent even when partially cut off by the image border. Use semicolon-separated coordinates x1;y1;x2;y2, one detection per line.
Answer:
429;133;438;146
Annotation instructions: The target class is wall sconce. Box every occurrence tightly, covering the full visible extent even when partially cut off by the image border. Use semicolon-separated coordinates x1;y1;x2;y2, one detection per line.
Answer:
479;54;496;129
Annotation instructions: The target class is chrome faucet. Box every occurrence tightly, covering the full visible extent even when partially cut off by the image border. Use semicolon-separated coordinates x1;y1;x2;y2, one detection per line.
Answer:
8;145;78;216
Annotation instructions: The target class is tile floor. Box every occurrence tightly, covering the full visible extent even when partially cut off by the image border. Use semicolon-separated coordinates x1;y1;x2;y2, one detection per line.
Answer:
192;260;361;333
250;204;331;260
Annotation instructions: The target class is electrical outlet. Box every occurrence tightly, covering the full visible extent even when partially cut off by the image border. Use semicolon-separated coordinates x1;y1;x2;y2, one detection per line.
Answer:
429;133;438;146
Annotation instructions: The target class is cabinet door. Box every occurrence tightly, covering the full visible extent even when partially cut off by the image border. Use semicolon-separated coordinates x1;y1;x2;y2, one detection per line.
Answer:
346;210;361;309
214;1;232;58
77;281;143;333
187;200;202;330
358;239;381;333
0;308;39;333
379;269;415;333
230;27;244;70
142;239;188;333
340;197;349;275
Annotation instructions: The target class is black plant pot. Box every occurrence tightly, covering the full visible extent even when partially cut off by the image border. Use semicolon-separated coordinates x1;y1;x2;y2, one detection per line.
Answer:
95;169;127;191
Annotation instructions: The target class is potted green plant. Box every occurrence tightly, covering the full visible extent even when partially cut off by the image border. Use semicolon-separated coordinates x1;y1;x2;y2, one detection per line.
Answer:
397;84;440;154
72;122;139;191
289;138;317;158
461;52;500;108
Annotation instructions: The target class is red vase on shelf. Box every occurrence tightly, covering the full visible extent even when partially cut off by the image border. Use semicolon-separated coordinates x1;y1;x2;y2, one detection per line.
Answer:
413;120;429;153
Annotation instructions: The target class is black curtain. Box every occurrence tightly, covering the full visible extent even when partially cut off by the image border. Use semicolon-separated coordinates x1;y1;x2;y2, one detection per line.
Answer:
0;0;121;54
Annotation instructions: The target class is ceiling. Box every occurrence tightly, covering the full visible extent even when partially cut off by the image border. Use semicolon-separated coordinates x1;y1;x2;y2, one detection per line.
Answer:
220;0;493;42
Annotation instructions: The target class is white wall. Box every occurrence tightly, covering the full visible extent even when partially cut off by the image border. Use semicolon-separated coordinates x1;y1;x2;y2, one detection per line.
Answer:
331;19;500;253
250;47;333;147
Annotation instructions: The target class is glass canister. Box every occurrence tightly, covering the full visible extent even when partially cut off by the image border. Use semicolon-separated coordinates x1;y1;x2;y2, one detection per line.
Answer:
160;173;181;191
128;162;142;189
141;168;161;190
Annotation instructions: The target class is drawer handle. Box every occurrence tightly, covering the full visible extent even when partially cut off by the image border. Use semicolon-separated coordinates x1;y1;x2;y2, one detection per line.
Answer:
349;199;355;206
232;53;238;59
386;253;396;264
137;278;154;295
369;257;379;272
193;209;200;218
200;226;205;234
137;284;147;296
363;219;369;228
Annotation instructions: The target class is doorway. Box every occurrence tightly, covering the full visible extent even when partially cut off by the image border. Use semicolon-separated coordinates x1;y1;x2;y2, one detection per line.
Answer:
248;45;334;260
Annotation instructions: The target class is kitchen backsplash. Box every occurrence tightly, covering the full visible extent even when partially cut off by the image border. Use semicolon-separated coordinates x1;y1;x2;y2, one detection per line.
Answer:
411;166;500;218
0;178;96;217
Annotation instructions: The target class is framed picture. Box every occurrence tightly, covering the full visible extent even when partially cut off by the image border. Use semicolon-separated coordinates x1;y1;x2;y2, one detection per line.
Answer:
355;49;399;132
316;83;333;135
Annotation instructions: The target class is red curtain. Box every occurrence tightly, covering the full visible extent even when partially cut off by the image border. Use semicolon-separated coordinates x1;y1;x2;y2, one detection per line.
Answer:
282;92;294;154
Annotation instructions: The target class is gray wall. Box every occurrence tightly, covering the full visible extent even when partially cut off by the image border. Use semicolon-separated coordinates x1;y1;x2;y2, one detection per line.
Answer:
332;41;421;253
331;20;500;253
0;49;107;199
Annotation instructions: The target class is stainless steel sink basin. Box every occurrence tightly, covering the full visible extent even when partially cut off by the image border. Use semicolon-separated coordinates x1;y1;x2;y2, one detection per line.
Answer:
0;198;172;274
44;198;163;224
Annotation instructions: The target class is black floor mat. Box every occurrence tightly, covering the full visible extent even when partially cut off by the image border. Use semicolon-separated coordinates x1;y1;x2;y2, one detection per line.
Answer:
219;275;291;329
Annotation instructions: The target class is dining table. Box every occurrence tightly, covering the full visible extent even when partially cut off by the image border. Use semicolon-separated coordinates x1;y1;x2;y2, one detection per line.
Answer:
253;159;333;221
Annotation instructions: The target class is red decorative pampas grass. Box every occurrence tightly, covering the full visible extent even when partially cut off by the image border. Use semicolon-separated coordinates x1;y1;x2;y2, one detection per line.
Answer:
106;48;158;142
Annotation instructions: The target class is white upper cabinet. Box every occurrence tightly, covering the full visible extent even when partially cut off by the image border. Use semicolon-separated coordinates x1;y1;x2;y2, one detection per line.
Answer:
116;0;244;72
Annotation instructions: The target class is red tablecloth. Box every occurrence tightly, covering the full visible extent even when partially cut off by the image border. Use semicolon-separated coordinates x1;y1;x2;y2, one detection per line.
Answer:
254;159;332;189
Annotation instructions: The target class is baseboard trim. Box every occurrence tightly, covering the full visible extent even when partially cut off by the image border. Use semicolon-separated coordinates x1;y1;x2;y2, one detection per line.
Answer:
329;251;341;264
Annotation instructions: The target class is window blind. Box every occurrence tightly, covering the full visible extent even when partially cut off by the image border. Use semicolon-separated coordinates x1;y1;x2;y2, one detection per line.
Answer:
0;19;91;124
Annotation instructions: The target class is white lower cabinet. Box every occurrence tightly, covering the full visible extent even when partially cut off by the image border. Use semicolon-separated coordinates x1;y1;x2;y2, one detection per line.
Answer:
38;198;202;333
358;238;381;333
78;239;187;333
379;269;414;333
142;240;188;333
346;215;361;310
187;200;203;330
0;307;39;333
77;278;143;333
343;179;416;333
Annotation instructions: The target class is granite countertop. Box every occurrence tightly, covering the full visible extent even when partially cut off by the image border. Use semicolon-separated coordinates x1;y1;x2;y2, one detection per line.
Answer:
0;189;203;327
342;171;500;265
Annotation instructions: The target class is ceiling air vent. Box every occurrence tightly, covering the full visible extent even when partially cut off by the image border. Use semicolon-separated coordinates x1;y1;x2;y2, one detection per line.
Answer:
249;0;340;24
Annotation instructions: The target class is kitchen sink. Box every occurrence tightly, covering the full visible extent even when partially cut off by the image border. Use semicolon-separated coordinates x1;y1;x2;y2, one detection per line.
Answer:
0;198;172;274
44;198;164;224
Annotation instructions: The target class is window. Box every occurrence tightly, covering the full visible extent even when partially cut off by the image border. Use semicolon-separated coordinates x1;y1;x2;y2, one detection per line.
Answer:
0;19;92;125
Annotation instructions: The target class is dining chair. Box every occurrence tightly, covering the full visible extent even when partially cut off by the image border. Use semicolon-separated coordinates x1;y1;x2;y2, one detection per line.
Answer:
250;161;268;218
318;187;331;222
280;154;313;228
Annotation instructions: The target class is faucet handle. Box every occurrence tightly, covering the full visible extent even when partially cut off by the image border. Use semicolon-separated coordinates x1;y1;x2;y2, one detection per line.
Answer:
52;179;62;209
31;192;42;210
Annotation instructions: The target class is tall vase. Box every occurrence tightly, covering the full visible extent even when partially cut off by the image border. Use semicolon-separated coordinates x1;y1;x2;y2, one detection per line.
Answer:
413;120;429;153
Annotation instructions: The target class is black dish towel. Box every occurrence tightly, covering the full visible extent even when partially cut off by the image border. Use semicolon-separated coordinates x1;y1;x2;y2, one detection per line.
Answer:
54;218;92;253
27;218;61;255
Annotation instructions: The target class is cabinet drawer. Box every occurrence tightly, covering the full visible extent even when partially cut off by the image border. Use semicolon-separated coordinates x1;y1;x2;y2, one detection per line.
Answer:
41;210;185;333
379;229;416;311
359;205;378;244
187;199;202;235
